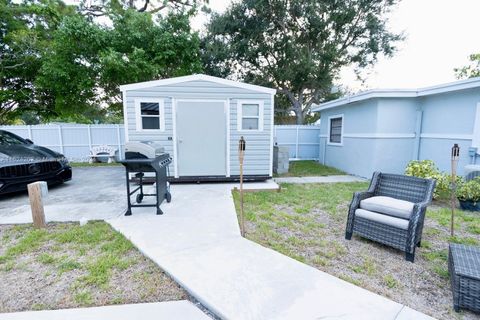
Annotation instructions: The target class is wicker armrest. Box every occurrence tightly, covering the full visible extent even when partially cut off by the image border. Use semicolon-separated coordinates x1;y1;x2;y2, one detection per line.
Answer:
346;191;374;234
409;200;430;225
414;200;430;210
349;191;374;212
405;200;431;251
352;191;374;205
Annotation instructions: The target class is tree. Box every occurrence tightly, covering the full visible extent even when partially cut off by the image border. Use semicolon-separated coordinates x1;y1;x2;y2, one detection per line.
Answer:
0;0;75;124
98;10;203;118
455;53;480;79
1;0;203;124
36;9;202;122
36;14;106;121
78;0;206;17
202;0;402;124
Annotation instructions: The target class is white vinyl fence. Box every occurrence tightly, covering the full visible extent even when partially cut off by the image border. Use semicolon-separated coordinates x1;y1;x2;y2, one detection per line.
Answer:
1;124;320;162
0;124;125;162
274;125;321;160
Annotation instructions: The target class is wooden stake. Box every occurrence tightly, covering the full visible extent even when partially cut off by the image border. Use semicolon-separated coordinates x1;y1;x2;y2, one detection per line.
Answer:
450;144;460;237
239;137;246;237
27;181;47;228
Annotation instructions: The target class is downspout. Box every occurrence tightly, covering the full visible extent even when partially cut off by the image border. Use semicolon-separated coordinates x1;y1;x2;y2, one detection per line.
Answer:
470;102;480;165
322;136;326;165
412;109;423;160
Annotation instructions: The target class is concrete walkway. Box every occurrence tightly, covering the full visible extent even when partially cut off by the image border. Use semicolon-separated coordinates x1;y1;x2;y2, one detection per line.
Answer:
108;183;435;320
0;301;210;320
274;175;366;184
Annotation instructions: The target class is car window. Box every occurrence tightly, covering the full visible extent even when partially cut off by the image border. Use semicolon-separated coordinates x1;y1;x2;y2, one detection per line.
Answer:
0;131;27;145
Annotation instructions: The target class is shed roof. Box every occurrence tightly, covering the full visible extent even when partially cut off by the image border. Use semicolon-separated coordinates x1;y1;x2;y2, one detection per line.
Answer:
312;77;480;112
119;74;277;94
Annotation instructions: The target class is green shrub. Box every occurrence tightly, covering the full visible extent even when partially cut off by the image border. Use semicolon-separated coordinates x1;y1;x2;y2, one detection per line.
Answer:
456;177;480;203
405;160;439;179
404;160;463;199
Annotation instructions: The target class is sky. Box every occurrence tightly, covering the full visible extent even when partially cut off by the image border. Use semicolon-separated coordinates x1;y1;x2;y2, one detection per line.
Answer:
193;0;480;92
73;0;480;92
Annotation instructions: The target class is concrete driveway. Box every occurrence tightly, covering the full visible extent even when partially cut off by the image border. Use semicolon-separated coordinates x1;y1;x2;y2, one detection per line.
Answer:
0;166;278;225
0;167;127;224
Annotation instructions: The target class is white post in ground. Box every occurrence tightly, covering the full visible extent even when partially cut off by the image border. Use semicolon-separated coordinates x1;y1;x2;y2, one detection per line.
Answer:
27;181;48;228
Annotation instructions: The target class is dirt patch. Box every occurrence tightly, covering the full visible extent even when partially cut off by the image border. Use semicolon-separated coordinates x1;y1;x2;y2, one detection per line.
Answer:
0;222;187;313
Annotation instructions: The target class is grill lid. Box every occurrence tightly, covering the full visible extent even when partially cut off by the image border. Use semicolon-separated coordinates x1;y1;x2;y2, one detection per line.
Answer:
125;141;165;159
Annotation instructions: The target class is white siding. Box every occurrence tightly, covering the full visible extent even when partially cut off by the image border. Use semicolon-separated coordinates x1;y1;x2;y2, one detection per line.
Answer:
124;80;273;177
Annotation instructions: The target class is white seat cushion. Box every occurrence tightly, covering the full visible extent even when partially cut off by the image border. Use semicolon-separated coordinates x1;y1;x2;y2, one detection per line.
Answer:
360;196;414;219
355;209;409;230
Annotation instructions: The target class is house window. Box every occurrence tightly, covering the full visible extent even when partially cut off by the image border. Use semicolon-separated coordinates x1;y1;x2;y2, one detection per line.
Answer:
135;99;165;131
238;101;263;131
329;115;343;145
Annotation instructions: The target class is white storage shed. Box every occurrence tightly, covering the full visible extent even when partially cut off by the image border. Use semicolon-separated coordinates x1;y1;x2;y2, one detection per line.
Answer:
120;74;276;181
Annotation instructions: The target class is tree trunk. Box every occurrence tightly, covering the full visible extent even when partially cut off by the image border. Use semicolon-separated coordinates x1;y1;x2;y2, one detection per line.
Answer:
295;111;304;125
292;100;304;124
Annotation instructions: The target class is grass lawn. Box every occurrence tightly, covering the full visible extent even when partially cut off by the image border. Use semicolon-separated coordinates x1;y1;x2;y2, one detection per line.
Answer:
276;160;345;177
233;183;480;320
0;221;186;313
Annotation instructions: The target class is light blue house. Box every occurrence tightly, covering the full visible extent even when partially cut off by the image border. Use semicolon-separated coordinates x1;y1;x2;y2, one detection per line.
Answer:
120;74;276;181
312;78;480;178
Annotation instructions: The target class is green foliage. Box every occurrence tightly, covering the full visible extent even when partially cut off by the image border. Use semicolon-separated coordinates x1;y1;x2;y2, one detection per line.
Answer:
405;160;462;199
456;177;480;202
78;0;206;17
455;53;480;79
383;274;398;289
203;0;402;124
73;290;93;305
1;1;203;124
404;160;439;179
37;9;202;123
0;0;76;123
38;253;56;265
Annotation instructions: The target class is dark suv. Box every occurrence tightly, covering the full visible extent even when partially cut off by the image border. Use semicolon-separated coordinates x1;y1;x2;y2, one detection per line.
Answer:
0;130;72;195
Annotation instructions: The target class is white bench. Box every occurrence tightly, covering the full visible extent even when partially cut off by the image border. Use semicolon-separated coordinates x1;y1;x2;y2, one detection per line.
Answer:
89;145;117;164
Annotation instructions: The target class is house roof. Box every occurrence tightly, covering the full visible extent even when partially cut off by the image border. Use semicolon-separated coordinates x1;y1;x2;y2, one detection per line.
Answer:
119;74;277;94
312;77;480;112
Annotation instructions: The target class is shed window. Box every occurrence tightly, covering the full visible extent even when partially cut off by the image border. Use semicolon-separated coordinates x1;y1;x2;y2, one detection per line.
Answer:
238;101;263;131
329;116;343;144
135;99;165;131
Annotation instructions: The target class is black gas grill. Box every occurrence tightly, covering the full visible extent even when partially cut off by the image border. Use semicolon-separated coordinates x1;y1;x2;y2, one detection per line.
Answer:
119;142;172;216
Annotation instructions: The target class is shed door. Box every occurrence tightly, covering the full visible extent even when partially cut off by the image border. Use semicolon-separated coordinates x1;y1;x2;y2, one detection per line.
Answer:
176;100;227;176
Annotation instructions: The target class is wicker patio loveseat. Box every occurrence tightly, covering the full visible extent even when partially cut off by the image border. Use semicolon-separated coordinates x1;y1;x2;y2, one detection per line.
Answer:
345;172;436;262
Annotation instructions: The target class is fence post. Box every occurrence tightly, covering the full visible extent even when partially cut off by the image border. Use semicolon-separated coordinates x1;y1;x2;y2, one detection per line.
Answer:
27;125;32;140
295;126;300;159
87;124;92;151
57;125;64;154
116;124;122;160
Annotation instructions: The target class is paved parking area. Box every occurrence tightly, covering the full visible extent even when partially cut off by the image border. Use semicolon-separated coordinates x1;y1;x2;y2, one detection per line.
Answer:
0;167;278;224
0;167;127;224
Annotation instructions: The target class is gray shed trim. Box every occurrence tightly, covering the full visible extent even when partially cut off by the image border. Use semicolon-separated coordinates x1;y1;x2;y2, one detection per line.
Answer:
120;74;277;95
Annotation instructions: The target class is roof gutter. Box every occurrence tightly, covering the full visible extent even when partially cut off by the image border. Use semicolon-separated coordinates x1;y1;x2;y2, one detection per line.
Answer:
312;77;480;112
